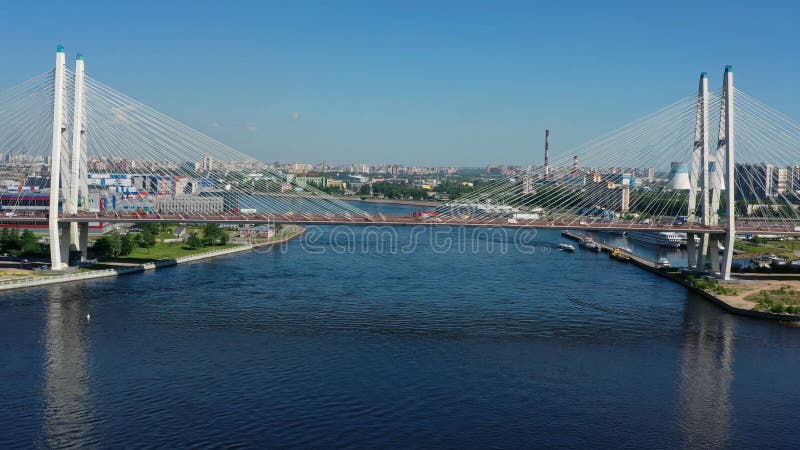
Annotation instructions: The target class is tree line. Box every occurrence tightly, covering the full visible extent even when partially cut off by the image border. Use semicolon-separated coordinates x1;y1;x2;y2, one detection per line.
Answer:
92;222;159;258
0;228;44;257
92;222;231;258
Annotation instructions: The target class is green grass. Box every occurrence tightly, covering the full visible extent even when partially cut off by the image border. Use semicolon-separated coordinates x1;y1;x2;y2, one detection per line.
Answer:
748;285;800;314
685;275;738;296
157;230;176;240
105;242;242;263
734;240;797;260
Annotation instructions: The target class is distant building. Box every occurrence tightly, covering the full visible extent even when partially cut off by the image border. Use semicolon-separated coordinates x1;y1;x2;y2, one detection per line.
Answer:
200;156;214;172
521;168;534;195
295;176;326;187
790;164;800;195
772;166;788;196
239;225;275;239
289;162;314;174
352;163;370;173
327;179;347;190
157;195;224;214
735;163;773;200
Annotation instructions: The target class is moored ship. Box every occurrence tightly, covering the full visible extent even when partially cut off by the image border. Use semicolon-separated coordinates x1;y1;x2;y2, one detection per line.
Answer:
626;231;686;248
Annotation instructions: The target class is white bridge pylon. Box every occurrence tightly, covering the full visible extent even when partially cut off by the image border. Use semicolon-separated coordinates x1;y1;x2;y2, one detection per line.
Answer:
42;45;741;277
687;66;736;280
41;45;373;270
48;46;88;270
34;46;751;278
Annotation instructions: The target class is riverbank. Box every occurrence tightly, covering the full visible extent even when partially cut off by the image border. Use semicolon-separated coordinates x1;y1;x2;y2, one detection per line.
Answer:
344;197;441;207
561;230;800;323
0;225;305;292
249;224;306;248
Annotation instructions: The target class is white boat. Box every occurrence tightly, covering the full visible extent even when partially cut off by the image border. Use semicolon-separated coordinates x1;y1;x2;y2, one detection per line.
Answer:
657;257;671;268
556;243;576;252
692;238;724;252
579;236;601;252
626;231;685;248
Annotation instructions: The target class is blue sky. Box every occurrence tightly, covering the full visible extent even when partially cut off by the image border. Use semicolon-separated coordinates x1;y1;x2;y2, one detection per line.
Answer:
1;0;798;166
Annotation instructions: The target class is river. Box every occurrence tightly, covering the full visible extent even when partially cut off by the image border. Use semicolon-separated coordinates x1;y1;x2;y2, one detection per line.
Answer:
1;202;799;448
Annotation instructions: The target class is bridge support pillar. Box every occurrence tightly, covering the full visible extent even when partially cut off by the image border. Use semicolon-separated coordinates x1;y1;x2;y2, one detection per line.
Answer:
58;222;71;267
696;233;710;270
687;233;697;270
69;223;79;252
710;237;721;274
68;53;86;252
79;223;89;262
48;46;67;271
719;66;736;281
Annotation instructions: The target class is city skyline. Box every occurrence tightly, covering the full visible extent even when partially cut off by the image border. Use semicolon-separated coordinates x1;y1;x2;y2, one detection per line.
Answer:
2;0;800;166
3;4;800;448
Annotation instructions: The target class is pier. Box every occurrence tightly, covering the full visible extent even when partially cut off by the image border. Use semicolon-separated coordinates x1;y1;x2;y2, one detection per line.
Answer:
561;230;800;323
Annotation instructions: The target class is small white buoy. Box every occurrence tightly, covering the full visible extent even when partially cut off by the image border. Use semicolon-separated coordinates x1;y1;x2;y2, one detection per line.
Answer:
86;313;91;322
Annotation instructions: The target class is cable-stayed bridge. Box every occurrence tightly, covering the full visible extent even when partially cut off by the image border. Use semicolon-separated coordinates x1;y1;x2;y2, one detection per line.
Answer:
3;47;800;280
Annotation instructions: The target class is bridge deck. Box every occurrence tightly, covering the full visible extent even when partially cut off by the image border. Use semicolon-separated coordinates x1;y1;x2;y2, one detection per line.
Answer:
3;212;798;234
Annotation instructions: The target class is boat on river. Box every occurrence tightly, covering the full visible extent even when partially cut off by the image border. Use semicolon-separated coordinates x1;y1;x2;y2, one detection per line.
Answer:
557;243;576;252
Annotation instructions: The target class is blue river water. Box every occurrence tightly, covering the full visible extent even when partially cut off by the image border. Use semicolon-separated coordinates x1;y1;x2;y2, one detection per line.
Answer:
2;202;800;448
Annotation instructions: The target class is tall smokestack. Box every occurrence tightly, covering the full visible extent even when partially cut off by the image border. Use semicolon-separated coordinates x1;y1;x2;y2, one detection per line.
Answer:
572;155;579;177
544;129;550;181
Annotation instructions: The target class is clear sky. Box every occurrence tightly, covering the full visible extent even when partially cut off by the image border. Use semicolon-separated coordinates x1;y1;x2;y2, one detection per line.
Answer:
1;0;798;166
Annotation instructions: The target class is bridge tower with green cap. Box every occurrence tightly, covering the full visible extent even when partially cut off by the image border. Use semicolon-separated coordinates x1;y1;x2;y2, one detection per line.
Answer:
719;65;736;280
48;45;68;270
48;46;90;270
68;52;89;262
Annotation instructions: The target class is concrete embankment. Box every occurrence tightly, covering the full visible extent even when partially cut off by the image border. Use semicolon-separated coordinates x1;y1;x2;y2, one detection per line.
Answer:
561;230;800;323
344;198;441;207
0;226;305;292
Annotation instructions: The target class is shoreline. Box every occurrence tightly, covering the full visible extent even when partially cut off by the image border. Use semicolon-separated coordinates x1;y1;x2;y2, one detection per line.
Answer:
7;223;797;324
562;230;800;323
0;225;305;292
343;197;441;207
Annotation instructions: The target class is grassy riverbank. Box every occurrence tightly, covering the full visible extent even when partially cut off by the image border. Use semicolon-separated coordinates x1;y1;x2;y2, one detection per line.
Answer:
103;243;242;264
734;239;800;260
247;224;305;247
747;285;800;314
0;225;306;291
683;273;800;319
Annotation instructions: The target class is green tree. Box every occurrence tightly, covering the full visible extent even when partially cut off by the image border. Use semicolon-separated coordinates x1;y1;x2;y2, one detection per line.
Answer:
139;228;156;251
20;230;37;245
20;231;42;256
0;228;9;251
92;236;112;258
108;231;123;257
186;232;203;249
136;222;160;235
1;228;20;251
120;233;136;256
308;181;345;195
370;181;428;200
202;223;225;245
358;184;371;196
